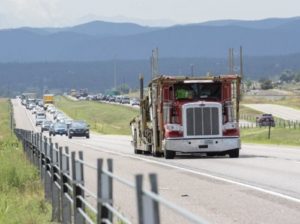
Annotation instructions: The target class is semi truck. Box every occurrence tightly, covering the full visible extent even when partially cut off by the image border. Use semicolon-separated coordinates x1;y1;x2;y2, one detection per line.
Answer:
21;92;37;107
130;74;241;159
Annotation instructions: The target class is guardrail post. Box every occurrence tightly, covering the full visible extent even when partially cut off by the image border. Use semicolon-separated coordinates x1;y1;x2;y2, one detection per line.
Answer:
44;139;52;202
102;159;114;223
61;146;72;224
25;131;28;154
97;159;103;224
34;133;38;167
52;145;61;222
149;174;160;224
136;174;160;224
55;143;59;151
107;159;113;221
30;130;33;145
136;174;144;224
29;131;34;163
22;133;26;154
41;136;47;181
38;132;43;173
97;158;113;224
71;151;85;224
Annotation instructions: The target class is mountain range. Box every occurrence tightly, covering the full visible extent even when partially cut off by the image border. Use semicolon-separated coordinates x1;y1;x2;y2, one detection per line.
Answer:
1;17;300;95
1;17;300;62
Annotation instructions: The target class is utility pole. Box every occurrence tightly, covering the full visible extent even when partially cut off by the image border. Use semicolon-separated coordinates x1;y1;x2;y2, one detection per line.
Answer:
190;64;194;77
228;48;231;74
228;48;234;74
114;56;117;89
239;46;244;79
151;48;159;78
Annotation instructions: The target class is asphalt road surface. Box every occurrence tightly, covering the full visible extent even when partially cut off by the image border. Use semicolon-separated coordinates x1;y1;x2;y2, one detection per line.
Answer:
12;99;300;224
243;104;300;121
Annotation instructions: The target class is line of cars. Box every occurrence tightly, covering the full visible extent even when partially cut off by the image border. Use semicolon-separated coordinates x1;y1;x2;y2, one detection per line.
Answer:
87;94;140;106
21;99;90;139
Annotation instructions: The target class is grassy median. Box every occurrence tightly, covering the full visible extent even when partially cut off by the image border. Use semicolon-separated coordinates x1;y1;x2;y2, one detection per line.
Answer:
239;104;300;145
241;127;300;146
0;99;52;224
55;96;139;135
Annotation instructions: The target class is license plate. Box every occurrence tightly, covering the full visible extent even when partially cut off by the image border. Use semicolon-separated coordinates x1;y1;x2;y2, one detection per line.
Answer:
204;139;213;144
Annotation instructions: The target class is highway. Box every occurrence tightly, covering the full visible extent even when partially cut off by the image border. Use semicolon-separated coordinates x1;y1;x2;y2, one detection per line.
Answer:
12;99;300;224
243;104;300;121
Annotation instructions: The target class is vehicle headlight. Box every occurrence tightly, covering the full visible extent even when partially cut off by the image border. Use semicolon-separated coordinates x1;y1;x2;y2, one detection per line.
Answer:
164;124;183;132
223;122;238;131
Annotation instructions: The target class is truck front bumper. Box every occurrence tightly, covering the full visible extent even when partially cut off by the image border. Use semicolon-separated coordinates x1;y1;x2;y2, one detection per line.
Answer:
164;137;240;153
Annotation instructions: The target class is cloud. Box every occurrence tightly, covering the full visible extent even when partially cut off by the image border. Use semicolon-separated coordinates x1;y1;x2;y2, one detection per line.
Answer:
0;0;69;28
0;0;299;29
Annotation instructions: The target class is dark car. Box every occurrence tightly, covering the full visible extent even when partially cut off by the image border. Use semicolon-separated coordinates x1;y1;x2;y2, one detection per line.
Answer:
256;114;275;127
68;121;90;139
41;120;52;132
49;122;68;136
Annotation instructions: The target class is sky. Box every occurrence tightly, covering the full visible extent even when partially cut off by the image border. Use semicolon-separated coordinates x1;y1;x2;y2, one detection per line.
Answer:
0;0;299;28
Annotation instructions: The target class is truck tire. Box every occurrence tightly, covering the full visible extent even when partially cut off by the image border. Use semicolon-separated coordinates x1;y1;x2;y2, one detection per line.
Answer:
153;151;162;157
228;148;239;158
164;149;175;159
207;152;217;157
134;149;142;154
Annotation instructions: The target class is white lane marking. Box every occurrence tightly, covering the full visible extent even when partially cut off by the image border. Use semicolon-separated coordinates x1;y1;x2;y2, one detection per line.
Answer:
63;140;300;205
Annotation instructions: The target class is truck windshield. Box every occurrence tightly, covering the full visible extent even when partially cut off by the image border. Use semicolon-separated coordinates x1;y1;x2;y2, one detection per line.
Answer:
175;83;221;100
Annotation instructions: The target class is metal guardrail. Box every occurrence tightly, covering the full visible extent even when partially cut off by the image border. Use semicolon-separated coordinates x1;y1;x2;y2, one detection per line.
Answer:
14;128;208;224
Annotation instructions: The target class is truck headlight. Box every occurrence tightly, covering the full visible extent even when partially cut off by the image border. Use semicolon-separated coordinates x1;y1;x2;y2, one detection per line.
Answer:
223;122;238;131
165;124;183;132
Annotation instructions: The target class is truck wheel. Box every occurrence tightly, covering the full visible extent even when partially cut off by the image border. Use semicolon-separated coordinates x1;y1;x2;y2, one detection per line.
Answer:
229;149;239;158
207;152;217;157
134;149;142;154
153;151;162;157
164;150;175;159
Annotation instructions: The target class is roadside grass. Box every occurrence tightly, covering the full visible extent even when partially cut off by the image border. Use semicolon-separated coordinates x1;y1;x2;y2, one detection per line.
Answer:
241;127;300;146
239;105;262;123
240;103;300;146
55;96;139;135
0;99;52;224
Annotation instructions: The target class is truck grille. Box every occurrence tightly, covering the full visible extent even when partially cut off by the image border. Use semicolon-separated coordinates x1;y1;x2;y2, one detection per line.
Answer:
186;107;219;136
